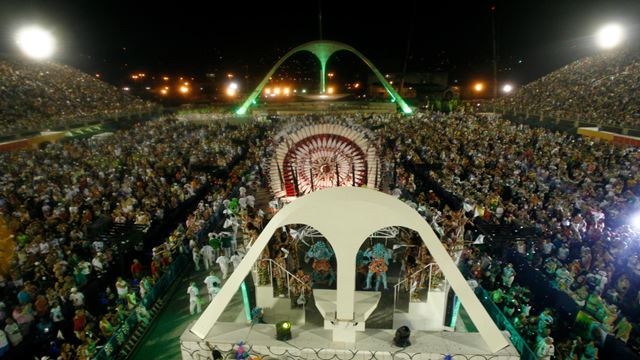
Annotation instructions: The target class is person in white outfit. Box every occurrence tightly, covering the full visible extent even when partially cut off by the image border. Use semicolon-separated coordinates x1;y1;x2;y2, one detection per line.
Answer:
238;197;248;210
200;244;215;270
246;195;255;208
224;217;240;252
216;255;230;279
192;246;201;271
203;272;222;301
534;336;554;360
230;251;244;271
187;282;202;315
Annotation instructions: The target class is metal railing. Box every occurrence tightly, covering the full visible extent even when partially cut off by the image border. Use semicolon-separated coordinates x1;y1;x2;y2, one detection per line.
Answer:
258;258;309;302
94;253;188;360
254;258;311;309
393;263;443;312
2;107;163;140
474;286;537;360
462;100;640;135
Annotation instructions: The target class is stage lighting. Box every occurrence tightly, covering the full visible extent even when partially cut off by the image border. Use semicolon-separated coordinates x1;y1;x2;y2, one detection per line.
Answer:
275;320;292;341
15;25;56;60
596;24;624;49
393;326;411;347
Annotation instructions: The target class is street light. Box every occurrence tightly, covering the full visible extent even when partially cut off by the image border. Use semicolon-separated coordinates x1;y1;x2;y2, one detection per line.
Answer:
473;82;484;92
502;84;513;94
15;25;56;60
596;24;624;49
226;82;238;97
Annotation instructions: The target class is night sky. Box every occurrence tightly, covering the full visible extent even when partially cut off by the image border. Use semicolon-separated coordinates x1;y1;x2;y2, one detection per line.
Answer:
1;0;639;86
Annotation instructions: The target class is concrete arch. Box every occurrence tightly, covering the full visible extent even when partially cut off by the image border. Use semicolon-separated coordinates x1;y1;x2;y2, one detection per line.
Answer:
190;187;507;352
235;40;412;115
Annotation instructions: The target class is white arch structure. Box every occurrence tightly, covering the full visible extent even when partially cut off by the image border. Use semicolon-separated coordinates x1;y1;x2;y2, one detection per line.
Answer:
190;187;508;353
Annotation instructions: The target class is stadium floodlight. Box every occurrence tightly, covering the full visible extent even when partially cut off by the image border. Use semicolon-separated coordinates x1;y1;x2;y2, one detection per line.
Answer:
15;25;56;60
502;84;513;94
596;24;624;49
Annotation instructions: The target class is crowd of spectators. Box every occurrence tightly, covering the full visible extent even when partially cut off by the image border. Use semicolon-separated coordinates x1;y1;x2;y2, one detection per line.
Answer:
1;105;639;359
371;110;639;356
0;118;263;359
495;43;640;129
261;111;638;357
0;58;154;136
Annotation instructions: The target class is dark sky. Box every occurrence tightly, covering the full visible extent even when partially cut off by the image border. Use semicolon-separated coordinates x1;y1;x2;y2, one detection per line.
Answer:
1;0;639;86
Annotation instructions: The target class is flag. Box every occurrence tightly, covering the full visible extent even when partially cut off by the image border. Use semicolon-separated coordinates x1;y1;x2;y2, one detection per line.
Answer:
473;234;485;245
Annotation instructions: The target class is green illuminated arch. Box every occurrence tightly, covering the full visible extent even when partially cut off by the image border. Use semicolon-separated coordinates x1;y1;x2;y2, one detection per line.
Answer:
236;40;412;115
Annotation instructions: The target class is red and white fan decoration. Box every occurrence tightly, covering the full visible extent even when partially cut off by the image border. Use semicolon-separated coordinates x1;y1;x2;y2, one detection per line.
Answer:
269;123;381;199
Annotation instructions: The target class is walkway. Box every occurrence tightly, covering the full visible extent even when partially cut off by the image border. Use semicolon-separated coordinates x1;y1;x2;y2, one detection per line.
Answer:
129;264;239;360
130;187;272;360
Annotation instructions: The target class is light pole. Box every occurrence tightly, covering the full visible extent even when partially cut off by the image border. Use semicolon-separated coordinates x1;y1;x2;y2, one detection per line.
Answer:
318;0;323;40
490;4;498;99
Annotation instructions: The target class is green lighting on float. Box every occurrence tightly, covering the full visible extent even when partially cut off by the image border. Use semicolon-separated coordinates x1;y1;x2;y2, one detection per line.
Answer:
241;281;252;321
275;320;292;341
449;295;461;328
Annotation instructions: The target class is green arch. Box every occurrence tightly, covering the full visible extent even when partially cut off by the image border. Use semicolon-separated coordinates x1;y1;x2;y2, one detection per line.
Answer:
236;40;412;115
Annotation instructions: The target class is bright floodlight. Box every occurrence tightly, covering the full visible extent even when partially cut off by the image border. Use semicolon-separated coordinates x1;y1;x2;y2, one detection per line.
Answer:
632;212;640;230
596;24;624;49
15;26;56;60
225;84;237;97
502;84;513;94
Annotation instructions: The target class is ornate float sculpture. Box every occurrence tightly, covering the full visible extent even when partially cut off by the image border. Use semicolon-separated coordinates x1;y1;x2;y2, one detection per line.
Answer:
268;122;381;200
304;240;336;286
363;243;393;291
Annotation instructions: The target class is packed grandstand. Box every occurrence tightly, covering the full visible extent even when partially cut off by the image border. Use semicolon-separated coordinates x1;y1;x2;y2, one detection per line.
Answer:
0;58;153;137
0;43;639;360
496;43;640;129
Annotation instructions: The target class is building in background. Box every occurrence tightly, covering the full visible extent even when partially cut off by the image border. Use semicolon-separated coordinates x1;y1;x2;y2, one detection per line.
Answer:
367;72;458;106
